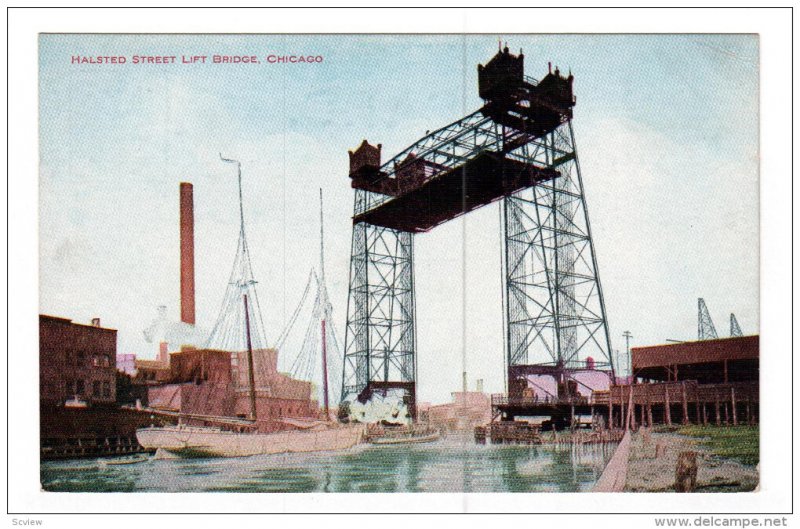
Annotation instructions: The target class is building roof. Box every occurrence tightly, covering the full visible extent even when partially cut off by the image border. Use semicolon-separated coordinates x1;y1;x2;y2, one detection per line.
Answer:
134;359;170;370
632;335;759;370
39;313;117;332
170;348;230;357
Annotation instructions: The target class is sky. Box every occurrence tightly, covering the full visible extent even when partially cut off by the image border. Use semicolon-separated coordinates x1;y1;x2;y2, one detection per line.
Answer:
39;34;759;404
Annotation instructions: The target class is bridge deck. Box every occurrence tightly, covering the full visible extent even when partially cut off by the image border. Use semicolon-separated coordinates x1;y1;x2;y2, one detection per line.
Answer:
353;152;558;233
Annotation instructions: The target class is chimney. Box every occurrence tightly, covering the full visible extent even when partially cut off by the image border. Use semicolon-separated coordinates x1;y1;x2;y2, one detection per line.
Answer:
180;182;195;325
91;318;101;327
158;342;169;364
476;379;484;393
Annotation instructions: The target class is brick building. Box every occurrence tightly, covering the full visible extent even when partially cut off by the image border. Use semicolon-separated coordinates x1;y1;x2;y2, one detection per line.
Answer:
133;359;171;385
427;391;492;430
146;347;319;430
39;314;117;405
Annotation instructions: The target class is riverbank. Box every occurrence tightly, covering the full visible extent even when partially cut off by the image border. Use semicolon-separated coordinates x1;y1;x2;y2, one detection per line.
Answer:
624;428;758;492
673;425;759;466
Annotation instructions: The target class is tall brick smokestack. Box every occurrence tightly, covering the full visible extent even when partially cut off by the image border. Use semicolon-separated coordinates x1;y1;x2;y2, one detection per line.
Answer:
180;182;195;325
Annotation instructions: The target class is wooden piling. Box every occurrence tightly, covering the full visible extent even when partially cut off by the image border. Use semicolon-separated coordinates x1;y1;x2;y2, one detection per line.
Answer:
675;451;698;492
715;399;721;426
665;385;672;425
731;387;738;426
681;381;689;425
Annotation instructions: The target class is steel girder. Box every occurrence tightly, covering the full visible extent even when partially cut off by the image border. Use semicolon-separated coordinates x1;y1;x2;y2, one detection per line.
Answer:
503;122;614;375
341;222;416;402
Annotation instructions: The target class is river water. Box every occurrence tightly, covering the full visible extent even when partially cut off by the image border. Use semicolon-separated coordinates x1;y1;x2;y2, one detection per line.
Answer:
41;436;617;493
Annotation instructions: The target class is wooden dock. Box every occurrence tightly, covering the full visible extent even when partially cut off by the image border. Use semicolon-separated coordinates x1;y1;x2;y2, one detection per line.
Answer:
475;422;624;446
41;434;148;460
594;380;758;429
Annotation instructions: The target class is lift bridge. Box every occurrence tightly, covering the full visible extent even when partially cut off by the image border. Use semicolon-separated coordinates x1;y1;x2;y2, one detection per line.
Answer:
341;47;615;418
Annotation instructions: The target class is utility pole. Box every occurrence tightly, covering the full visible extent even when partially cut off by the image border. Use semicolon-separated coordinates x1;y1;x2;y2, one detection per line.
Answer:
319;189;330;419
622;331;633;380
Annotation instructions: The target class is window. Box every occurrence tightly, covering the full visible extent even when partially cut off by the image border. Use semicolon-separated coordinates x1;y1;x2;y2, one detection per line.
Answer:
77;351;85;366
76;380;85;395
93;355;110;368
93;381;101;396
102;381;111;398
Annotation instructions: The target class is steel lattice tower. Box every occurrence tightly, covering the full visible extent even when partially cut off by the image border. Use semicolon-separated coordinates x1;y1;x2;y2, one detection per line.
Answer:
698;298;719;340
342;47;615;414
730;313;743;337
503;120;614;388
342;223;416;411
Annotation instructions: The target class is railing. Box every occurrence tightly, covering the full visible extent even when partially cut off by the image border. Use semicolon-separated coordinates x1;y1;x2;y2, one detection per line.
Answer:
491;394;591;407
490;381;759;410
600;380;758;405
609;380;697;403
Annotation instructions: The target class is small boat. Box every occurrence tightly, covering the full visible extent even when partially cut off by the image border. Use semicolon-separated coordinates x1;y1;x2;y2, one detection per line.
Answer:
99;454;149;466
370;430;441;445
368;425;442;445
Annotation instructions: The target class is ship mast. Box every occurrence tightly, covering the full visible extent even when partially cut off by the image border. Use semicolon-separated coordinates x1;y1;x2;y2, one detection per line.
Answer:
273;188;342;416
243;293;258;421
206;154;268;421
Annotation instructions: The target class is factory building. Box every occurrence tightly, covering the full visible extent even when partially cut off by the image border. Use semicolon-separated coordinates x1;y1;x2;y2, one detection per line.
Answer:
426;391;492;431
39;314;117;406
40;314;158;458
146;347;318;431
632;335;758;385
595;335;759;428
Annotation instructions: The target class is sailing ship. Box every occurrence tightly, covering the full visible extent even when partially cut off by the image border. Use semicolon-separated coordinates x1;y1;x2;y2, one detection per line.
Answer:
136;155;364;458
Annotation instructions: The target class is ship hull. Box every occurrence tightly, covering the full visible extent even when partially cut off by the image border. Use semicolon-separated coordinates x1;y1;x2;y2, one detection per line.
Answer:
136;424;365;458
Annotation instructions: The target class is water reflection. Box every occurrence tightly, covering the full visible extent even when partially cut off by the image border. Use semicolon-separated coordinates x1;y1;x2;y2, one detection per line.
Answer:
41;436;616;493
